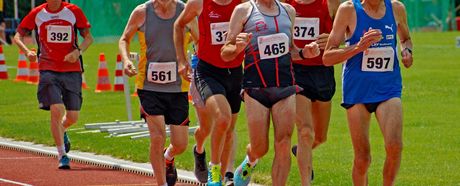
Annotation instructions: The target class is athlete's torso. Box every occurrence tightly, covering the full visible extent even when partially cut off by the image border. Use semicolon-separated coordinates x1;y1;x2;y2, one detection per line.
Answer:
243;0;294;88
197;0;244;68
137;1;189;93
343;0;401;104
289;0;332;66
17;2;90;72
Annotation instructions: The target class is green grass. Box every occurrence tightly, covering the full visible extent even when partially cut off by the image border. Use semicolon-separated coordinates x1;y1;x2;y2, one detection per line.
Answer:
1;32;459;185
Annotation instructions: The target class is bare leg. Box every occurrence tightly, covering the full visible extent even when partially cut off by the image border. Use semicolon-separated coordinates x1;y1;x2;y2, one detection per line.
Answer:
220;114;238;176
145;115;167;186
375;98;403;186
311;101;332;149
347;104;372;186
50;104;66;150
206;95;232;165
295;95;314;186
194;104;211;153
244;93;270;162
62;111;79;130
167;125;189;158
271;95;295;186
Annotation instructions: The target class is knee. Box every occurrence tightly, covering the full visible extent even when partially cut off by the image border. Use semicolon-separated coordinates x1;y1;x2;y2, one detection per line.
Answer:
149;132;166;145
354;153;372;172
249;143;268;158
297;126;314;145
173;142;188;154
314;134;327;145
275;135;292;151
214;113;232;131
65;114;79;125
385;141;403;157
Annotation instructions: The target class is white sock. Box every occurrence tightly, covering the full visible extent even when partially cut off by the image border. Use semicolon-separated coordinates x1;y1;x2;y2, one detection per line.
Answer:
164;147;174;161
246;155;258;167
209;162;221;167
161;183;167;186
57;145;66;158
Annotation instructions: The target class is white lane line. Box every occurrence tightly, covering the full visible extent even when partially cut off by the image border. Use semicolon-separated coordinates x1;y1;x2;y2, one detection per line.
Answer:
0;178;33;186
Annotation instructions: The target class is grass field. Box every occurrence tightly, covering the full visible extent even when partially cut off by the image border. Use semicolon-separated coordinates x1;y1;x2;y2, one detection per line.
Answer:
0;32;459;185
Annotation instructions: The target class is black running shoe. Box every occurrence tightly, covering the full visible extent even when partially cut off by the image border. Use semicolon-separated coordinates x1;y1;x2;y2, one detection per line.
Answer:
165;158;177;186
63;132;71;153
224;171;234;186
193;145;208;183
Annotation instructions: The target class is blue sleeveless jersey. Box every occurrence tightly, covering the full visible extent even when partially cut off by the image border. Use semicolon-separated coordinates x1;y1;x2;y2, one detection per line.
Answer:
343;0;402;104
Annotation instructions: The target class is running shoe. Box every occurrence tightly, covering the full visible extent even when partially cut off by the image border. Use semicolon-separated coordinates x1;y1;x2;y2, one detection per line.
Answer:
64;132;71;153
165;158;177;186
193;145;208;183
234;158;254;186
58;155;70;169
224;172;234;186
207;164;222;186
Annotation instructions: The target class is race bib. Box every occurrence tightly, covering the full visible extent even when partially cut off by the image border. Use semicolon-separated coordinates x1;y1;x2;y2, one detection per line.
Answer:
293;17;319;40
210;22;229;45
257;33;290;60
147;62;177;84
362;47;395;72
47;25;72;43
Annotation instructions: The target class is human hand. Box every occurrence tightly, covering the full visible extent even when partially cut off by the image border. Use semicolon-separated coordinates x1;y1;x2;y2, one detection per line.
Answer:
123;60;138;77
303;41;320;58
316;33;330;50
64;49;80;63
356;29;382;52
401;48;413;68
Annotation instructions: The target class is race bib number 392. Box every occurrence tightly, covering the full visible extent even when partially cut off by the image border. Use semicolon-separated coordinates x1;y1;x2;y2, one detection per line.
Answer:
47;25;72;43
210;22;229;45
147;62;177;84
257;33;290;60
293;17;319;40
362;47;395;72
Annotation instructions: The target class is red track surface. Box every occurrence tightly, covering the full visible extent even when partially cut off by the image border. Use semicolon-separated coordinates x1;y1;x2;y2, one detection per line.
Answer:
0;148;194;186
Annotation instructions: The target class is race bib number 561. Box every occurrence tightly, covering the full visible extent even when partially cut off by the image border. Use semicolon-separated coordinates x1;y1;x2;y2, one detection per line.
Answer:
147;62;177;84
362;47;395;72
258;33;290;60
47;25;72;43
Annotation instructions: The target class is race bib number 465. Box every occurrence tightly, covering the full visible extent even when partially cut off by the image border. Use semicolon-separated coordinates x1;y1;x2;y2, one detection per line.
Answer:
362;47;395;72
293;17;319;40
147;62;177;84
47;25;72;43
258;33;290;60
210;22;229;45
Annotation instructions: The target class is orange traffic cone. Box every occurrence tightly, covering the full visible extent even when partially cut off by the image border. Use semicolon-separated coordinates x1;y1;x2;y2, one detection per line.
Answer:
0;46;8;80
113;54;124;91
81;73;89;89
15;50;29;82
27;49;39;85
95;53;112;92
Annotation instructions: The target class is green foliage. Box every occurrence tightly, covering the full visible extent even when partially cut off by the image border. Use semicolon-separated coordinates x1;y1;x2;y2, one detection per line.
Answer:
0;32;459;185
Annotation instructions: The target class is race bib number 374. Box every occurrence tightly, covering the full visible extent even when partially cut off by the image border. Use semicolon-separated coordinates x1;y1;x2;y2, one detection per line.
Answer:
47;25;72;43
257;33;290;60
147;62;177;84
362;47;395;72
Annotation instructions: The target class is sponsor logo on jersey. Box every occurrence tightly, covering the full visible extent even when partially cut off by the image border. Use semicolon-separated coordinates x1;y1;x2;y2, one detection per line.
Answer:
255;21;268;32
209;11;221;19
386;34;394;40
385;24;394;33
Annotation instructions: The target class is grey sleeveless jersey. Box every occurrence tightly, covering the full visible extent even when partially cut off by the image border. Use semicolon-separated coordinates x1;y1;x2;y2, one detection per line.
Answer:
242;0;294;88
140;1;185;93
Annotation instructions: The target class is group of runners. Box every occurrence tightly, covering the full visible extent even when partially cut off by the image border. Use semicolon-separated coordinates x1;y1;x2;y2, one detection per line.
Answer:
14;0;413;185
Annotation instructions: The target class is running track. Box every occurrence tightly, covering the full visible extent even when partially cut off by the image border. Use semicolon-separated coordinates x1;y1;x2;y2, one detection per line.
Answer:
0;148;194;186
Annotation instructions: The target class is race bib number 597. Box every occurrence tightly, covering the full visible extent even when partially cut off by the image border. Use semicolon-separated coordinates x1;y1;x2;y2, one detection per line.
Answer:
257;33;290;60
147;62;177;84
47;25;72;43
362;47;395;72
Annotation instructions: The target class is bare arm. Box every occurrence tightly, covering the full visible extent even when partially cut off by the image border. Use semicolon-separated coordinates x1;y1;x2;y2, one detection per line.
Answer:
13;29;37;62
220;3;252;62
393;0;412;68
174;0;202;66
323;2;382;66
77;28;93;55
119;5;145;77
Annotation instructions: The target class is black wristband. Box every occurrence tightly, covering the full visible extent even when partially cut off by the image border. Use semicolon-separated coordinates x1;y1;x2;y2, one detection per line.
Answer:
299;49;306;60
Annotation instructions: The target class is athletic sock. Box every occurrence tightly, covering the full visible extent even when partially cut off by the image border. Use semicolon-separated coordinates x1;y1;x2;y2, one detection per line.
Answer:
246;155;258;167
164;147;174;161
57;145;66;159
209;162;221;167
